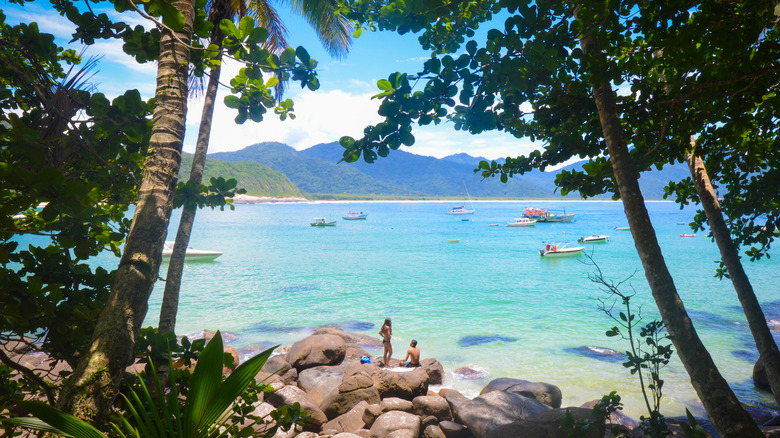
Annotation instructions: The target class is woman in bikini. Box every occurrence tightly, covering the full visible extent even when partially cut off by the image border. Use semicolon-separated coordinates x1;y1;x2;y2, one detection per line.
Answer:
378;318;392;367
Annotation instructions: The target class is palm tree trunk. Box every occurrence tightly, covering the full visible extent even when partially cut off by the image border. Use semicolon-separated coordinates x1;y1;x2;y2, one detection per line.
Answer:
577;25;762;438
158;55;223;335
686;148;780;406
56;0;195;422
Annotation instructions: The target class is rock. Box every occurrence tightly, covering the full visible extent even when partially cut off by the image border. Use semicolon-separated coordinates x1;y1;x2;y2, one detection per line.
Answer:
313;327;383;348
438;420;474;438
346;345;371;363
480;378;562;409
266;385;328;431
439;388;471;418
413;395;452;422
457;335;517;347
203;329;239;344
453;366;487;380
563;346;626;363
223;346;240;375
321;400;369;435
244;401;277;435
580;399;639;430
381;397;414;413
287;334;347;370
373;367;429;399
298;365;348;405
292;433;318;438
363;403;384;428
755;357;771;391
420;358;444;385
321;372;381;419
333;434;364;438
354;430;372;438
421;415;438;429
485;407;603;438
281;367;298;385
263;354;293;375
456;390;550;438
345;361;381;379
370;411;421;438
423;424;447;438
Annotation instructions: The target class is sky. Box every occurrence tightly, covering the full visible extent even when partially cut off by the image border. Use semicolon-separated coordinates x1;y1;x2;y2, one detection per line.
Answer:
4;2;541;160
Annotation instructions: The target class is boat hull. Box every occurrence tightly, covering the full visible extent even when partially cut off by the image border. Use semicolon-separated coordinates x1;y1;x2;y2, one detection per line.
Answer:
311;222;337;227
539;247;585;257
343;216;367;220
447;210;475;215
578;235;610;243
162;250;223;261
536;214;576;223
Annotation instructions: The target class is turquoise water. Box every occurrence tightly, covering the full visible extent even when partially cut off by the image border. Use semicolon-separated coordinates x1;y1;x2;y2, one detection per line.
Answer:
136;200;778;418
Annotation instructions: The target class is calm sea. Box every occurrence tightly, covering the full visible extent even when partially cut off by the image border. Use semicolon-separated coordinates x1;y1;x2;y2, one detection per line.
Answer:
136;200;778;417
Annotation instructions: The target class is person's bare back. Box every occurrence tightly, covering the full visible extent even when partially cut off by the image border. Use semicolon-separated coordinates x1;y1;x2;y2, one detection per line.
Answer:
399;340;421;367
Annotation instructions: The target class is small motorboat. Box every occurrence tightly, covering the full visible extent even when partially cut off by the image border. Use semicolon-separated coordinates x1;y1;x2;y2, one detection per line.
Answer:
343;211;368;220
162;241;222;261
539;242;585;257
680;234;697;238
447;239;460;243
615;227;630;231
506;217;537;227
578;235;610;243
523;207;576;223
311;217;337;227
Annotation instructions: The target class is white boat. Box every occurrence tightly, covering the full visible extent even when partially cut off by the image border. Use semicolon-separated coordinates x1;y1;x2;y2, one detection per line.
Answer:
343;211;368;220
162;241;223;261
311;217;337;227
615;227;630;231
447;182;475;215
539;242;585;257
578;235;610;243
506;217;537;227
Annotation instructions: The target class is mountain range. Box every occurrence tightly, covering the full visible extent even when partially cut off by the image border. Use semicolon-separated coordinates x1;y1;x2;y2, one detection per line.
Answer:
182;141;691;200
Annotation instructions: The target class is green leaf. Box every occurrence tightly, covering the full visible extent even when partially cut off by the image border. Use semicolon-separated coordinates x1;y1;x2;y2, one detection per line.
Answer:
219;19;241;39
238;16;254;39
8;401;107;438
183;331;225;435
377;79;393;91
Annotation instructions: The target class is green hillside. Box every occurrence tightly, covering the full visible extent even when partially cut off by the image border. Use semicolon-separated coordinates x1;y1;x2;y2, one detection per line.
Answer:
178;154;303;197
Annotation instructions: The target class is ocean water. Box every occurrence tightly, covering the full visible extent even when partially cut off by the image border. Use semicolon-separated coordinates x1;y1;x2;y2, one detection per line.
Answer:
138;201;777;417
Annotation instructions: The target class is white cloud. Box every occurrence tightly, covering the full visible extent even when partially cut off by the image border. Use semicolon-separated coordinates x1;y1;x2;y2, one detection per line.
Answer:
4;5;77;40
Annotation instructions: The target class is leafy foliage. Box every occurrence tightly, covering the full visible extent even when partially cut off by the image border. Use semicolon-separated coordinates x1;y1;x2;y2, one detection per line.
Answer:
0;9;151;407
2;331;309;437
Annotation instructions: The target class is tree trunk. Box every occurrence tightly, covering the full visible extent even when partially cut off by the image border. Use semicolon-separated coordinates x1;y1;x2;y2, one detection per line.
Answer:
577;25;762;438
56;0;196;422
158;55;223;335
687;148;780;406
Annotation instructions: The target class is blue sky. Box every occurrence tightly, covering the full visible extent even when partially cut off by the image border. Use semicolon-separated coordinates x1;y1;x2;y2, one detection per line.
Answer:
4;2;539;160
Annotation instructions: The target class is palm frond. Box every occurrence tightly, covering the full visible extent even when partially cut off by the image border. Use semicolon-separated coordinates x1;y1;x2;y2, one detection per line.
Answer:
281;0;352;59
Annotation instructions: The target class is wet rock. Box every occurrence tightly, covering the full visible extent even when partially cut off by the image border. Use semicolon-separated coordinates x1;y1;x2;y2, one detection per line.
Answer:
453;366;487;380
480;378;562;409
287;334;347;370
563;346;626;363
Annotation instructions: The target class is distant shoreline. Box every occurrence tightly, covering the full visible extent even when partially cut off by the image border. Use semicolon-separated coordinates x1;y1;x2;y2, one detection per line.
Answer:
232;195;674;204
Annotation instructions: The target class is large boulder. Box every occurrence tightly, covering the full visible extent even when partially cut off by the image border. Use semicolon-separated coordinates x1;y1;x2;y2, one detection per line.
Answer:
320;372;382;419
321;400;370;435
381;397;414;413
373;367;429;399
312;327;383;348
363;403;384;428
439;388;471;419
485;407;603;438
298;365;347;405
456;390;550;438
420;358;445;385
580;399;639;431
480;378;562;409
345;361;381;379
265;385;328;431
370;411;422;438
413;395;452;422
287;334;347;370
262;354;292;375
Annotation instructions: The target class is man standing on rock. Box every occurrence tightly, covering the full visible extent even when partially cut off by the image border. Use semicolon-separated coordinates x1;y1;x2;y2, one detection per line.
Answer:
399;339;421;367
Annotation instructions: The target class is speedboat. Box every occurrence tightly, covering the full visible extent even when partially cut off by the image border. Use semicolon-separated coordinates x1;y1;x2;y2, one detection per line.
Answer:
578;235;610;243
615;227;630;231
680;234;696;238
162;241;222;261
523;207;576;223
506;217;537;227
311;217;337;227
343;211;368;220
539;242;585;257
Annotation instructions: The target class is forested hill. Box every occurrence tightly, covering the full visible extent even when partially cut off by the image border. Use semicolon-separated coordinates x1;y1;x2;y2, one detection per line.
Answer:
179;153;302;197
206;141;692;199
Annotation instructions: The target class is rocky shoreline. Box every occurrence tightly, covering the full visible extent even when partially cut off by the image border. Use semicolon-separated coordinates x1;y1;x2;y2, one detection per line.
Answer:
5;326;780;437
226;327;780;438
